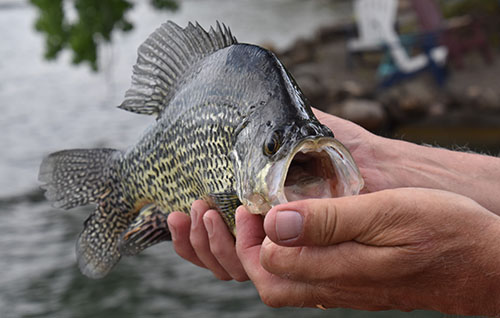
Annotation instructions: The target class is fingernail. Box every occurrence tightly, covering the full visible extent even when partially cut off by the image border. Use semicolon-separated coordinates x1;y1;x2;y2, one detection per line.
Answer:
203;214;213;237
276;211;303;242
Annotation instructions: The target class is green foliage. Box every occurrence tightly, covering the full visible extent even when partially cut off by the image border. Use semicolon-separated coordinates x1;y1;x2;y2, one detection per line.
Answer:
440;0;500;18
150;0;179;10
30;0;178;71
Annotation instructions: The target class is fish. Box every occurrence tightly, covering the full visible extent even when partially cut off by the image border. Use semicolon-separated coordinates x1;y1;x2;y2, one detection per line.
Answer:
38;21;364;279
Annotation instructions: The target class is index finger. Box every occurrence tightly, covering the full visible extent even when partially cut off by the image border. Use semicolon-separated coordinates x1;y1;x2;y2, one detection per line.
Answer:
234;206;320;308
234;206;266;275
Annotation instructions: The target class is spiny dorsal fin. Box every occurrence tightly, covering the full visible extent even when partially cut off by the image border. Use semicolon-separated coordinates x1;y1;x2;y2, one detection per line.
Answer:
119;21;238;116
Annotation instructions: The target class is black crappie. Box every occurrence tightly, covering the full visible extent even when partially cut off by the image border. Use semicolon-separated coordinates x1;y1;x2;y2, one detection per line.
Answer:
39;21;364;279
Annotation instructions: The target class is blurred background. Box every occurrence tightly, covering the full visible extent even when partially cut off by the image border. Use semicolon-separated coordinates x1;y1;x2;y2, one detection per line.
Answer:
0;0;498;317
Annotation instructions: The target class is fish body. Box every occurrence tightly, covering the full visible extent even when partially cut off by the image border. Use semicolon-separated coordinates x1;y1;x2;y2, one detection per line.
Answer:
39;22;363;279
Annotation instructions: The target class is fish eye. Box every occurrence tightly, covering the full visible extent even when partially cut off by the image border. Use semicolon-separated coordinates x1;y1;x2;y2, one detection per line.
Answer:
263;131;281;156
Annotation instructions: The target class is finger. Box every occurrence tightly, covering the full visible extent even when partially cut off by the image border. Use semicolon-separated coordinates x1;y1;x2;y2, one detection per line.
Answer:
260;191;412;283
233;213;392;310
234;205;266;272
203;210;249;281
312;107;367;143
189;200;232;280
235;205;280;284
263;191;399;247
312;107;349;126
259;237;395;284
234;206;314;307
167;211;206;268
260;190;436;283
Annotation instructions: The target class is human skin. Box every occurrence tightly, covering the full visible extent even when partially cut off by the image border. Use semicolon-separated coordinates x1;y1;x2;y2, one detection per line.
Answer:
237;189;500;315
311;109;500;215
166;109;500;313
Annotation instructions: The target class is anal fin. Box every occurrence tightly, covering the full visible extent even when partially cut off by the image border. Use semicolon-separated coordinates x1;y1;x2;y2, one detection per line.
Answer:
118;205;171;256
77;200;132;279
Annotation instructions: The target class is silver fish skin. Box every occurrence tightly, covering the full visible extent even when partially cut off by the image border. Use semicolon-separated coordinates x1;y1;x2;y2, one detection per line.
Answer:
38;21;363;279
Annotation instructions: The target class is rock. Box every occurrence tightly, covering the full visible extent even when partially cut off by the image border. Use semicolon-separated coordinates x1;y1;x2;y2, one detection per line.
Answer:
315;22;353;44
466;85;482;99
291;63;329;107
334;80;365;101
292;62;325;79
341;80;364;97
465;86;500;111
330;99;387;131
480;88;500;111
274;18;500;147
428;102;447;116
295;74;327;107
378;77;446;122
283;38;314;65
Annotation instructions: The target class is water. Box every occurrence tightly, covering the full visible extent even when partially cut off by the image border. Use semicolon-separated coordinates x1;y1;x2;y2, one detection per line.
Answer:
0;1;444;317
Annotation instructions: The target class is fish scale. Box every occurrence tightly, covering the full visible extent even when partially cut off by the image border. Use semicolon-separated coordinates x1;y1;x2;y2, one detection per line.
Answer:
119;102;241;215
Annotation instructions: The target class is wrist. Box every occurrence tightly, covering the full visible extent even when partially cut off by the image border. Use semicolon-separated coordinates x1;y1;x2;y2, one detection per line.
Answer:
370;136;500;213
359;135;420;191
371;137;451;189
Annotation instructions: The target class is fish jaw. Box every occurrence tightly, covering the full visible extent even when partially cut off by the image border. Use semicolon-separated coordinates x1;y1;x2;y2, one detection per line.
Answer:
242;137;364;215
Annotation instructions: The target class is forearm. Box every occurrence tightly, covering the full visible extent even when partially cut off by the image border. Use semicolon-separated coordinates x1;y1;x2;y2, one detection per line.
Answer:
374;137;500;215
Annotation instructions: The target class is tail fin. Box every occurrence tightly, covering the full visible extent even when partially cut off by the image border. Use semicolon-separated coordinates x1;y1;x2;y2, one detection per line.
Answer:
39;148;119;209
39;148;134;278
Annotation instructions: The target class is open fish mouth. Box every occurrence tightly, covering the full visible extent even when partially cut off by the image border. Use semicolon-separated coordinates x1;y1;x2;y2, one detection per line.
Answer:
266;137;364;207
284;149;339;201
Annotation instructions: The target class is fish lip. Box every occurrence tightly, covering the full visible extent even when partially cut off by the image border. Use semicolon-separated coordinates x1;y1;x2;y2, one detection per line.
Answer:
264;136;364;209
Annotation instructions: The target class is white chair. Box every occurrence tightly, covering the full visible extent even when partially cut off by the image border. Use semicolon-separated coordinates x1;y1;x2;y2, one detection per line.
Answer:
348;0;447;77
347;0;398;52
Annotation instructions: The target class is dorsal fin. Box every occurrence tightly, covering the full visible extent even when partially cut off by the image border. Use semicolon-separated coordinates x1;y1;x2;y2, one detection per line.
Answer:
118;21;238;116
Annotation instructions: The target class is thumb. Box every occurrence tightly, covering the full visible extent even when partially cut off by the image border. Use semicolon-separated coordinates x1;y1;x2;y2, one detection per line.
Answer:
263;191;395;246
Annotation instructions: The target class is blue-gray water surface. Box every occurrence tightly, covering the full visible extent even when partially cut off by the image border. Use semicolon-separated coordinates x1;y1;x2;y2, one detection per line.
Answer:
1;0;446;317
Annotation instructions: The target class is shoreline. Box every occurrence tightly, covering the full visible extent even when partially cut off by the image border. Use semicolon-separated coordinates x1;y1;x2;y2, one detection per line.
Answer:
275;22;500;154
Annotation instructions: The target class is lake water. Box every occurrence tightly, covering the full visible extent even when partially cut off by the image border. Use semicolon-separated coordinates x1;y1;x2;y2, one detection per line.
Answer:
0;1;444;317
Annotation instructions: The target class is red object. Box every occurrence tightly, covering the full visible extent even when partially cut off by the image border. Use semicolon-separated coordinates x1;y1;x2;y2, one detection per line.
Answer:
410;0;493;68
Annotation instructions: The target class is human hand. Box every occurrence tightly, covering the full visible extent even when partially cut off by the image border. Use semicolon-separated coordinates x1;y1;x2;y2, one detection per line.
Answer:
312;108;387;193
236;188;500;315
167;200;249;281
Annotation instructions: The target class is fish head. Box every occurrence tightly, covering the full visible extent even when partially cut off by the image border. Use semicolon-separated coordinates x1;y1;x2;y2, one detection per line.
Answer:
232;118;364;215
230;52;364;214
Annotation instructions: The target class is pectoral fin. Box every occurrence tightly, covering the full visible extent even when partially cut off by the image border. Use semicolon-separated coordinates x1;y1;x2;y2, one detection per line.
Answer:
118;205;171;256
208;191;241;234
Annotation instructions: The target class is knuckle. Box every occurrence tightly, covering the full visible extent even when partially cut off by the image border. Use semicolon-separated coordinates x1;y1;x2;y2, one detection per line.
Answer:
192;199;209;212
173;246;200;267
171;239;191;259
259;289;283;308
311;284;339;307
189;233;206;250
213;271;232;281
173;248;191;262
233;272;249;282
309;202;338;245
323;204;339;243
209;241;230;259
378;189;404;212
260;244;282;271
254;277;295;308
